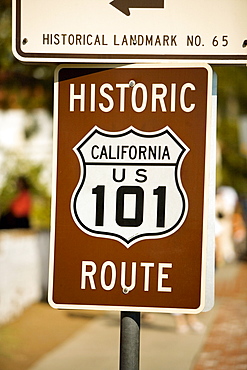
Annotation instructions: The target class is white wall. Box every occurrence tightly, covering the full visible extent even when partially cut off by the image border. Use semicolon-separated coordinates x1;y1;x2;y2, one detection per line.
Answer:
0;230;50;325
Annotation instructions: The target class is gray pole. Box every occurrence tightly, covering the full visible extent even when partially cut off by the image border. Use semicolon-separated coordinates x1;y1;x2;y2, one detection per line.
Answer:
119;311;141;370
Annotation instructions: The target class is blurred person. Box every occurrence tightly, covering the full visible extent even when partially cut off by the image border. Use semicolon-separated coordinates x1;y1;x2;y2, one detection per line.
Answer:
0;176;32;229
173;313;205;334
232;202;247;260
215;186;239;265
215;216;224;267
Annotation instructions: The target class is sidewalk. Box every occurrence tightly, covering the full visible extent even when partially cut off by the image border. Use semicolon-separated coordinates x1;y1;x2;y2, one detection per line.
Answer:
194;261;247;370
27;309;215;370
27;262;247;370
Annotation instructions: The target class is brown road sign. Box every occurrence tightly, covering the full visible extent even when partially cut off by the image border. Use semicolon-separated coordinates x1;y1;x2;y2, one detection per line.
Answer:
49;64;214;313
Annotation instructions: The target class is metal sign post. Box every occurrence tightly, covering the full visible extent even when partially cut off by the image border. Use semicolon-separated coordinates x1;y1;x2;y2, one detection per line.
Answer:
120;312;140;370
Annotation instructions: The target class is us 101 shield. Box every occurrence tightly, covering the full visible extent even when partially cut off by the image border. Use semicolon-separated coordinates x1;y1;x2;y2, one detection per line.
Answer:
71;125;189;247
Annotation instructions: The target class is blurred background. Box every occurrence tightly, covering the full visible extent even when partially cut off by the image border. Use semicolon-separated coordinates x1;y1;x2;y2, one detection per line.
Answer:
0;0;247;369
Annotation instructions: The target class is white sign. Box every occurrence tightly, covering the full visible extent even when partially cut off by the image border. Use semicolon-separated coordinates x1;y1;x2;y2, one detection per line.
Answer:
71;126;189;247
13;0;247;63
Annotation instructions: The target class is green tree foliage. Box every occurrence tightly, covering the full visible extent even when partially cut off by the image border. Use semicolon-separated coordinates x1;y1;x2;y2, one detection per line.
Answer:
0;0;55;111
213;66;247;195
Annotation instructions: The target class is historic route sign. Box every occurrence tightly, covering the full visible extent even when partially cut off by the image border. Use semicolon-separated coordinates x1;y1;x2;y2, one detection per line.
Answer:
49;64;215;313
13;0;247;63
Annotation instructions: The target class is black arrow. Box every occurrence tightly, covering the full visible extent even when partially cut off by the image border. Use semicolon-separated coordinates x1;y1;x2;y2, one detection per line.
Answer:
110;0;164;16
